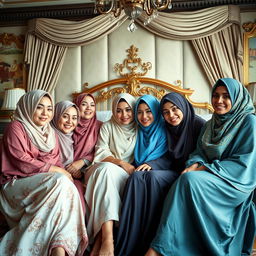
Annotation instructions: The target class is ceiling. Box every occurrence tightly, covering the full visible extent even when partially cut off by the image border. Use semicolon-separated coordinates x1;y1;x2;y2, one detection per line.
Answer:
0;0;92;8
1;0;256;9
0;0;255;26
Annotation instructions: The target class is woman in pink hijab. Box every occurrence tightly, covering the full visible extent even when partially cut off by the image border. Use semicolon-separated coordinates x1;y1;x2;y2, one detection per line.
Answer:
51;100;87;214
66;93;102;177
0;90;88;256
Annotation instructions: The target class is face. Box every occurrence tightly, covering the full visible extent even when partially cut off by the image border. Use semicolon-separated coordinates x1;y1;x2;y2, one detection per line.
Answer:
116;100;134;125
33;96;53;126
212;86;232;115
57;106;78;134
79;95;96;119
137;103;154;127
162;101;183;126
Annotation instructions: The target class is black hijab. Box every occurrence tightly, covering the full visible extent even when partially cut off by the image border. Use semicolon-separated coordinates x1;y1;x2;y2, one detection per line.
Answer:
160;92;203;168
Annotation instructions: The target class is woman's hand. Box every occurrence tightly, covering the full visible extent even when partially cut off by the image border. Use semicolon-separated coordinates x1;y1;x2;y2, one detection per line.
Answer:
181;163;206;174
119;161;135;175
66;160;84;178
49;165;73;181
102;156;135;175
135;163;152;172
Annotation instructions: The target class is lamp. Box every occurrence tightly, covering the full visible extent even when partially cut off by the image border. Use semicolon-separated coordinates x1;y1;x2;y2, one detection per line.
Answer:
1;88;25;119
94;0;172;32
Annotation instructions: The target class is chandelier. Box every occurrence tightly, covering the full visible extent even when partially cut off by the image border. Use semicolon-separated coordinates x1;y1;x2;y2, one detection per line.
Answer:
94;0;172;32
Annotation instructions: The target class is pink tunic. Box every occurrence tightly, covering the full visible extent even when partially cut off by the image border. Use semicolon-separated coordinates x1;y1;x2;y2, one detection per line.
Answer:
0;120;62;185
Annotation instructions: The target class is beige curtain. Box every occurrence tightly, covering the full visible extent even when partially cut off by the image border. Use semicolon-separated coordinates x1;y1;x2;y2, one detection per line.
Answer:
191;25;243;85
137;5;239;40
25;34;67;93
24;5;242;92
137;5;242;85
25;14;128;92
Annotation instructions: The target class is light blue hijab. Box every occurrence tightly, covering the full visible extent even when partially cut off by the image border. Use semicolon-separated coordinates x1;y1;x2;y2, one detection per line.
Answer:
134;95;167;166
201;78;255;161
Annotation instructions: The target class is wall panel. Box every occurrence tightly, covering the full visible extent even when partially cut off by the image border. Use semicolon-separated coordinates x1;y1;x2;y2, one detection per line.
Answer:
107;20;156;79
55;46;81;102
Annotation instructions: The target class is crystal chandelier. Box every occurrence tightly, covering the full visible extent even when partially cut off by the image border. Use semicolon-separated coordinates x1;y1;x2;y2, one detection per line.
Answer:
94;0;172;32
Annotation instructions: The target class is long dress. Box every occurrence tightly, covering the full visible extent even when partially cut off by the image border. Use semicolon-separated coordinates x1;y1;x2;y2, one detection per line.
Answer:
84;93;137;244
151;78;256;256
0;90;88;256
115;93;206;256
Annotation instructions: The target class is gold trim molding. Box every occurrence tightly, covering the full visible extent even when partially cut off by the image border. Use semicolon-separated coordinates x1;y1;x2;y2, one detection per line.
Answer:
242;22;256;86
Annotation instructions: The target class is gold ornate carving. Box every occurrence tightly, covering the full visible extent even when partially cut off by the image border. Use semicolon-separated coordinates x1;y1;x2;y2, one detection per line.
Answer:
114;45;152;78
242;23;256;33
74;45;213;112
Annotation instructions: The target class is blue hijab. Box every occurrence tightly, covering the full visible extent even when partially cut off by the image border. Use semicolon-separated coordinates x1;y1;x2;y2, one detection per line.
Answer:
201;78;255;161
134;95;167;166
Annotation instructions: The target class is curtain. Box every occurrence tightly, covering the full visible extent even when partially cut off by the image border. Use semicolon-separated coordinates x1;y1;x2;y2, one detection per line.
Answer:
25;13;128;92
25;34;67;93
24;5;242;92
191;25;243;86
136;5;242;85
136;5;239;40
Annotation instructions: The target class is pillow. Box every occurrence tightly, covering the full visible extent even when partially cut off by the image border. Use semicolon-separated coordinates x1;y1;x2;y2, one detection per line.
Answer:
96;111;112;122
199;114;212;121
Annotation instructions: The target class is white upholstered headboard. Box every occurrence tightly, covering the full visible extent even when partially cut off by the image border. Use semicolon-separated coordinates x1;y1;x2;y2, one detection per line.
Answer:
73;45;214;115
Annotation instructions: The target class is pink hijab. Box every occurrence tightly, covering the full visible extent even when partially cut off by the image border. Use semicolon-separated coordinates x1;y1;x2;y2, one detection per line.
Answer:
73;93;102;162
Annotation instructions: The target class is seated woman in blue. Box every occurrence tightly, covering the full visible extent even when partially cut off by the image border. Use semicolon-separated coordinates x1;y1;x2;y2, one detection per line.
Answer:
146;78;256;256
115;93;205;256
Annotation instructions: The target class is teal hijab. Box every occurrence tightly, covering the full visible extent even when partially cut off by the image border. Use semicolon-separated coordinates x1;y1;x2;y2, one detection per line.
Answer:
134;95;167;166
201;78;255;161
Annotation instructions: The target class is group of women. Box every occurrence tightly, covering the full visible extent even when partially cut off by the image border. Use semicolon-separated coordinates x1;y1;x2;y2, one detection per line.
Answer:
0;77;255;256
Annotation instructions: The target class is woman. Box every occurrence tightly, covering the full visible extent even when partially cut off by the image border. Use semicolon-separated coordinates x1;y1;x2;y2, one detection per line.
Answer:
0;90;87;256
146;78;256;256
85;93;137;256
115;93;205;256
66;93;102;177
51;100;86;213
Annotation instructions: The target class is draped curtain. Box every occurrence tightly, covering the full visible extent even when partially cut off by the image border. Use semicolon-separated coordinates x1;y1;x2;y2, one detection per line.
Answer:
24;5;242;92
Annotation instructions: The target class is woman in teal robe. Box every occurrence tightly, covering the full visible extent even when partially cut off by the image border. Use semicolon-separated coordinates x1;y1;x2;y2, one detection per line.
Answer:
146;78;256;256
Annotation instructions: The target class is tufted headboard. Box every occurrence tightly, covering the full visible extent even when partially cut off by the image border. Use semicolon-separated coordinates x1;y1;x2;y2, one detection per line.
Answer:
73;45;213;114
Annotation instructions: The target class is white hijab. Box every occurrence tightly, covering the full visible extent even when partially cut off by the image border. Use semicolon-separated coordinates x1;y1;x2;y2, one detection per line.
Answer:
51;100;79;166
14;89;56;152
94;93;137;163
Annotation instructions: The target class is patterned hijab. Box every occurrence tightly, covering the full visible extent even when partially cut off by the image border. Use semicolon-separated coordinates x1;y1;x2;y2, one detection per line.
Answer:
73;93;102;161
94;93;137;163
134;95;167;166
160;92;196;162
51;100;79;166
14;89;56;152
200;78;255;161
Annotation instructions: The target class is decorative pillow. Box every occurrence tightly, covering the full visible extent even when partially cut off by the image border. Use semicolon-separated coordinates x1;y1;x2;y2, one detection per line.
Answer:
96;111;112;122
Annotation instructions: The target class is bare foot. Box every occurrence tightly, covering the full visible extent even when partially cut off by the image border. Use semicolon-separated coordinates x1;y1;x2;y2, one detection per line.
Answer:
98;239;114;256
145;248;161;256
90;233;102;256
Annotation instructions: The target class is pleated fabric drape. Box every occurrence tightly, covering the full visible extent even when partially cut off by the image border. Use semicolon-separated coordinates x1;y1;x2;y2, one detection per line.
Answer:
24;5;242;92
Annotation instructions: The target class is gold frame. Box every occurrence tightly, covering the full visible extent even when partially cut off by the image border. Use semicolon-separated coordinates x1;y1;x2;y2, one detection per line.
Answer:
73;45;213;112
243;22;256;86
